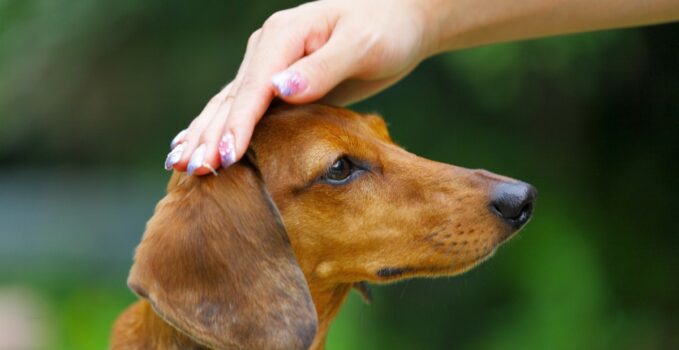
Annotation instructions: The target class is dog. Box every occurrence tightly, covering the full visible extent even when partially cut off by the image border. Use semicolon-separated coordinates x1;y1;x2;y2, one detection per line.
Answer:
110;104;536;350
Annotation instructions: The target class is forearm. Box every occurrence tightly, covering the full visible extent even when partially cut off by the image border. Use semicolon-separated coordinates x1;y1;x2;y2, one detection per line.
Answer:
421;0;679;54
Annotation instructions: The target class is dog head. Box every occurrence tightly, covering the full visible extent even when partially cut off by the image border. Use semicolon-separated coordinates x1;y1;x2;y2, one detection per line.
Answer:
127;104;536;349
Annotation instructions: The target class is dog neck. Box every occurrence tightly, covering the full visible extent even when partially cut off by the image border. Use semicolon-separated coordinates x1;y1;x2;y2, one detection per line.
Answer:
306;280;353;350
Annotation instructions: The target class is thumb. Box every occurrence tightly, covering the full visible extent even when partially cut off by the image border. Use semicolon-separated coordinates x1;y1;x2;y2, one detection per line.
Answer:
271;34;360;103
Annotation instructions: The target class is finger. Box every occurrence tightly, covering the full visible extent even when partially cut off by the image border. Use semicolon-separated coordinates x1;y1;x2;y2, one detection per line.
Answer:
186;96;235;176
224;12;335;160
271;32;362;103
166;83;233;172
188;29;261;175
170;129;187;150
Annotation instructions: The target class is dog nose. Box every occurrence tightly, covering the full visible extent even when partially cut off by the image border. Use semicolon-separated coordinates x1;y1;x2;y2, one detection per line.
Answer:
490;182;537;229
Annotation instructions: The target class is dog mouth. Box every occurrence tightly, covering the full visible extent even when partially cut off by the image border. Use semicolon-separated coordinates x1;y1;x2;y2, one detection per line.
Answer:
375;267;417;279
374;248;498;282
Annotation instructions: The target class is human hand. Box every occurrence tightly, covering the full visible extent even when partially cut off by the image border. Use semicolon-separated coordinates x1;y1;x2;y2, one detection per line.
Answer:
164;0;437;175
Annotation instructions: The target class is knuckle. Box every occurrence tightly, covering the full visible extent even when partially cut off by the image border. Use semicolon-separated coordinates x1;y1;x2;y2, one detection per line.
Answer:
247;29;261;47
238;75;259;91
221;94;236;104
187;119;198;131
203;95;224;111
200;129;219;144
207;94;222;107
263;10;291;29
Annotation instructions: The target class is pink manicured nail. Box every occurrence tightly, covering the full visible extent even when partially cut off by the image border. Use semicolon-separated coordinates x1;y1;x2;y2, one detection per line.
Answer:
187;144;206;176
218;132;236;169
164;143;185;171
271;70;307;97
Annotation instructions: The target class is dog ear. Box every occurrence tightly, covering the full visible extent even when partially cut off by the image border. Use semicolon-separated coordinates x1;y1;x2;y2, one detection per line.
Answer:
127;162;317;350
362;113;392;142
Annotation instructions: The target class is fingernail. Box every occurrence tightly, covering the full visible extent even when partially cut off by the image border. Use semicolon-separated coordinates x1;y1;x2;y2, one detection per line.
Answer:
218;132;236;169
271;70;307;97
164;143;185;171
187;144;206;175
170;129;187;149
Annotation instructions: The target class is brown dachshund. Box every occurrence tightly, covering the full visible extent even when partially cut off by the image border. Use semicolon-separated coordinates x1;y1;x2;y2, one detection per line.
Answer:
110;104;536;350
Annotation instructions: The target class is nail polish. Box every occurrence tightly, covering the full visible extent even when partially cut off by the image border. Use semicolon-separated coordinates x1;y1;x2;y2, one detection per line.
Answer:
271;70;307;97
218;132;236;169
170;129;187;149
187;144;206;175
164;143;185;171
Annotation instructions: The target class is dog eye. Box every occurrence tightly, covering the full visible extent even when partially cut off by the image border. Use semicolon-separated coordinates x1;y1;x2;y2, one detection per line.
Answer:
324;157;354;183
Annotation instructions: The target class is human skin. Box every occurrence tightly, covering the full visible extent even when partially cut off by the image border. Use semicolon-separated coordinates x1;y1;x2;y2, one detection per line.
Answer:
164;0;679;176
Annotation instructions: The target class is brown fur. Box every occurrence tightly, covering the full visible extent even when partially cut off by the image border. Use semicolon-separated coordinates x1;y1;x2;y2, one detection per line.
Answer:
111;104;527;350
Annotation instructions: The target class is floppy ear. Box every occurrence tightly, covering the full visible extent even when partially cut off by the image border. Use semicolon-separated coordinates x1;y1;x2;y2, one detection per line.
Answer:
127;161;317;350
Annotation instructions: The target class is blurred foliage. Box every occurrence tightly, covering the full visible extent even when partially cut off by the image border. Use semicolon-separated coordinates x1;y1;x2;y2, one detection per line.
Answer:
0;0;677;349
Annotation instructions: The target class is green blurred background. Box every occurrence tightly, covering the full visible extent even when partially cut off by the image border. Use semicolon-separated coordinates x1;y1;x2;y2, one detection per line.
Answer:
1;1;677;349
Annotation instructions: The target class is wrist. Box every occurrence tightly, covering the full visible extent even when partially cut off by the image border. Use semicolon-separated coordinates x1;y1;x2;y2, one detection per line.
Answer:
392;0;442;61
416;0;529;55
409;0;459;57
